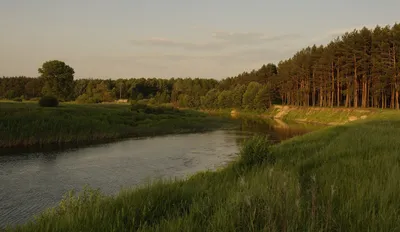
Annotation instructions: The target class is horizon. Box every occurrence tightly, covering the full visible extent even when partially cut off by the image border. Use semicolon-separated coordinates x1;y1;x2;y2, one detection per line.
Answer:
1;0;399;80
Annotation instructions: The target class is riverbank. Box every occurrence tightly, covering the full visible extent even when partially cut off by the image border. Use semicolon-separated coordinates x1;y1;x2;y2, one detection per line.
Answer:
6;111;400;231
268;105;380;125
202;105;382;125
0;102;230;150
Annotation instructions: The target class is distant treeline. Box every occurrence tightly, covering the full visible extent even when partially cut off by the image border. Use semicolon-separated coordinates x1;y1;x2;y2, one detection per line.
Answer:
2;23;400;109
0;68;277;111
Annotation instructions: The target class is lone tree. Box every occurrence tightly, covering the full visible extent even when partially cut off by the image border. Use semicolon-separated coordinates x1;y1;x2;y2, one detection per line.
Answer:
39;60;74;101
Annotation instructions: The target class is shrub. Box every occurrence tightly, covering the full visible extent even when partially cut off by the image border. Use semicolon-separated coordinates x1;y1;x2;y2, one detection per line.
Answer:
39;96;59;107
76;94;97;104
131;102;148;112
12;97;22;102
238;135;273;168
131;103;179;115
29;97;41;102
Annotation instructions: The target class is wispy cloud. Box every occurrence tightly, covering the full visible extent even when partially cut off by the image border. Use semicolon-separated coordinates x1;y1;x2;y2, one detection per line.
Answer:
211;31;265;44
130;37;226;51
130;31;301;51
212;31;301;44
98;30;302;78
123;47;284;64
76;46;288;78
312;24;388;44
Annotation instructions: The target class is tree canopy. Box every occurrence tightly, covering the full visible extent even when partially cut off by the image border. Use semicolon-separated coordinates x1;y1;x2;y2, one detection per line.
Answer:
39;60;75;101
2;23;400;110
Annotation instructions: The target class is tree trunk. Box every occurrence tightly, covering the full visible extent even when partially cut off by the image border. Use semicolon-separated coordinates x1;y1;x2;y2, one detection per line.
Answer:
353;55;358;108
312;71;316;106
312;86;316;107
320;76;323;107
345;78;350;108
361;76;366;108
394;47;399;110
331;62;335;108
385;94;387;109
391;87;395;109
372;94;375;108
306;79;310;107
336;68;340;107
301;79;304;106
383;93;387;109
366;79;369;108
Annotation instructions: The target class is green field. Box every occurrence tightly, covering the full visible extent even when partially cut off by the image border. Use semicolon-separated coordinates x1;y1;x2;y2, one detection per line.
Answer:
0;102;229;150
6;110;400;231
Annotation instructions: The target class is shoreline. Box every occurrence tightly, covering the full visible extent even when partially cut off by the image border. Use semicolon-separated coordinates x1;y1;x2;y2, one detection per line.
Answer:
0;102;231;151
200;104;381;125
2;102;390;152
7;111;400;231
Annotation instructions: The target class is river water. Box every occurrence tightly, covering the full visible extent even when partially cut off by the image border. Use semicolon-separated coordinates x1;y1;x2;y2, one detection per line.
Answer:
0;118;320;228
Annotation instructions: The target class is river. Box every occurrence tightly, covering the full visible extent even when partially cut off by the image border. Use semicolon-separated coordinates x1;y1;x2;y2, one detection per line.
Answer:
0;118;321;228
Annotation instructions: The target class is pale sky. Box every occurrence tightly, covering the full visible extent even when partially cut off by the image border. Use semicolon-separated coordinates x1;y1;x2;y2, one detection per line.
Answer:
0;0;399;79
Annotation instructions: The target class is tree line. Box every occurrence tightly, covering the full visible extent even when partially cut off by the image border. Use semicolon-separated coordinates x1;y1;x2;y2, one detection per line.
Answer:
276;23;400;109
0;61;277;111
1;23;400;110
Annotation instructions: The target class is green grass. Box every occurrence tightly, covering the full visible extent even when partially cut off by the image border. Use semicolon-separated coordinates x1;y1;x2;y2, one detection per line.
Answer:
6;111;400;231
0;102;229;149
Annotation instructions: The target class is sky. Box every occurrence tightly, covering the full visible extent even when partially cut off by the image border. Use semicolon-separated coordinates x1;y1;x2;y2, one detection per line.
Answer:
0;0;399;80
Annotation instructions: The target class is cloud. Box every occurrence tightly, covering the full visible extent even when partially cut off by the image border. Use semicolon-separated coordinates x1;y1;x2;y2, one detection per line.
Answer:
130;31;301;51
211;31;265;44
212;31;301;44
74;46;288;79
128;47;283;64
130;37;226;51
312;24;387;44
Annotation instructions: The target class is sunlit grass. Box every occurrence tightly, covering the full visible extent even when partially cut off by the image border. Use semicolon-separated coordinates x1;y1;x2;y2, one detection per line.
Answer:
0;102;228;149
6;112;400;231
280;106;379;124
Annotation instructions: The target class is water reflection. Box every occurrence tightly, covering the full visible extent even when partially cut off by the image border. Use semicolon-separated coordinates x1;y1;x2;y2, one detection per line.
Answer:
233;116;322;144
0;118;321;228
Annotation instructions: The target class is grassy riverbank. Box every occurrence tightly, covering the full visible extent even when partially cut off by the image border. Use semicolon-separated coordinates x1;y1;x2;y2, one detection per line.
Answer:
200;105;380;125
0;102;229;149
6;111;400;231
267;105;380;125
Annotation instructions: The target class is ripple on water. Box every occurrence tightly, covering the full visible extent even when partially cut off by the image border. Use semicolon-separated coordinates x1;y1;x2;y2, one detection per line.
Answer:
0;124;315;228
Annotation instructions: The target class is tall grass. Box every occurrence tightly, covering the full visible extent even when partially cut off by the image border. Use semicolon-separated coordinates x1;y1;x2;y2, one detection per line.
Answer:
0;102;228;149
7;112;400;231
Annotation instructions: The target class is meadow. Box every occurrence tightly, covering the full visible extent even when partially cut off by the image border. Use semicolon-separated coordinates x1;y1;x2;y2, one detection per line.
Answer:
5;110;400;231
0;101;229;150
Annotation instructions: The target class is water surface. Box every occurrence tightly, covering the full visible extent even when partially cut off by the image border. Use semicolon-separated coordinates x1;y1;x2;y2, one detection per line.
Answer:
0;118;321;227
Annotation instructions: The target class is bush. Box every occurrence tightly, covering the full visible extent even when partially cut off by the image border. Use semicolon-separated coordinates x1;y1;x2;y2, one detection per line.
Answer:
76;94;97;104
131;102;148;112
238;135;273;168
12;97;22;102
29;97;41;102
39;96;59;107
